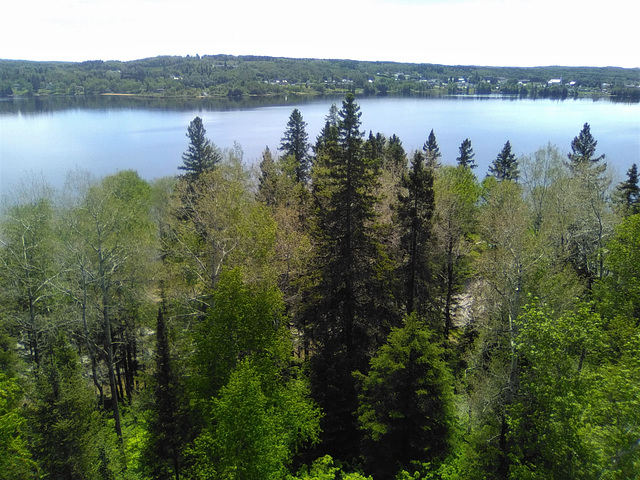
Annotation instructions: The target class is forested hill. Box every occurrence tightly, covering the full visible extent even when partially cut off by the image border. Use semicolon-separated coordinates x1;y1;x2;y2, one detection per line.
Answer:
1;54;639;99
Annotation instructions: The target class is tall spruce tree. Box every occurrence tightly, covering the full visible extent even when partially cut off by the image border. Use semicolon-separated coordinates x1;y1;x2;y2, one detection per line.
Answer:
27;334;112;480
567;122;606;169
280;108;310;183
397;151;435;316
489;141;519;181
256;146;280;206
357;314;455;479
384;134;407;171
615;163;640;215
179;116;220;178
423;129;442;168
306;93;392;462
456;138;476;169
143;305;186;480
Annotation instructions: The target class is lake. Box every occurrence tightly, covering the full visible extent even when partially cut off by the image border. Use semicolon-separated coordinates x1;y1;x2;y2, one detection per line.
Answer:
1;95;639;193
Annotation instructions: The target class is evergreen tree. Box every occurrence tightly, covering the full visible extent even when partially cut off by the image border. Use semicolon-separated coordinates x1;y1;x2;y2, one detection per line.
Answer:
143;305;187;480
366;131;385;166
307;93;392;462
615;163;640;215
423;129;442;168
256;146;280;206
179;116;220;178
383;134;406;171
356;314;455;479
280;108;311;183
27;334;114;480
489;141;520;181
0;333;34;479
325;102;339;126
397;151;435;316
456;138;476;169
567;122;606;169
564;124;611;284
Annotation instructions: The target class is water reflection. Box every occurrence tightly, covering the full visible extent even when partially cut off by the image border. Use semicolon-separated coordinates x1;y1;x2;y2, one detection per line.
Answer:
0;94;344;116
1;92;635;117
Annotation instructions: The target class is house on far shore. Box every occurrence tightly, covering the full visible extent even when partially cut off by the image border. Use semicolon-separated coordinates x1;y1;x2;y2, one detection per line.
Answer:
548;78;563;85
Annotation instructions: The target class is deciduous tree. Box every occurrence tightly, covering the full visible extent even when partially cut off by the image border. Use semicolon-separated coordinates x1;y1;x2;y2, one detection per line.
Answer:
0;181;57;367
61;170;155;439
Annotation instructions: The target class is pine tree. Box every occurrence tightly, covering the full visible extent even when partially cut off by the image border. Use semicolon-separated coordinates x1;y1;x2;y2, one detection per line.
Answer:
384;134;407;171
27;334;112;480
280;109;310;183
423;129;442;168
567;122;606;169
456;138;476;169
397;151;435;316
144;306;186;480
615;163;640;215
356;314;455;479
307;94;392;462
489;141;520;181
179;116;220;178
256;146;280;206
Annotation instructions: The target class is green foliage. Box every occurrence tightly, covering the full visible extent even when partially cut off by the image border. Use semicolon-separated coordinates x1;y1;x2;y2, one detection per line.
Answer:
26;334;120;480
307;94;396;461
0;188;57;366
289;455;373;480
189;357;321;480
280;108;311;184
2;90;639;479
397;151;435;316
614;163;640;215
508;301;640;479
357;314;456;478
187;269;320;479
141;306;189;480
422;130;441;168
456;138;476;170
568;122;606;168
489;141;519;181
0;374;35;479
191;267;286;406
179;116;221;178
432;165;480;334
167;159;277;309
595;213;640;321
0;57;637;98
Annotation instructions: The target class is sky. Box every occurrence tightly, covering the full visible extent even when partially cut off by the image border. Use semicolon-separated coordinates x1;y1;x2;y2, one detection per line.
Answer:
3;0;638;68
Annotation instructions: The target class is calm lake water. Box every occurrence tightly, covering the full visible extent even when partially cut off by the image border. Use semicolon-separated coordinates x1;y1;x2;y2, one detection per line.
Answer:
1;95;639;193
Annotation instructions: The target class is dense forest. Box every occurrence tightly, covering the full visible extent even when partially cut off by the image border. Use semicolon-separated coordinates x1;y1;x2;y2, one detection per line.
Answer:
1;94;639;479
1;55;639;100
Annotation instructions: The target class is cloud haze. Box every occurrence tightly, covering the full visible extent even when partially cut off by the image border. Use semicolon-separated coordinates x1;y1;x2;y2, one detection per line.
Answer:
3;0;637;67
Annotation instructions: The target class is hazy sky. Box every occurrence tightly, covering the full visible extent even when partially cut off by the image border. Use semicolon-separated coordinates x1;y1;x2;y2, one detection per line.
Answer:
3;0;638;67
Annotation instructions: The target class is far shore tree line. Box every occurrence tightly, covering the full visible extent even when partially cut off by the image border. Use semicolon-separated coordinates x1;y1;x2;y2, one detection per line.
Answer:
1;95;639;479
1;55;639;100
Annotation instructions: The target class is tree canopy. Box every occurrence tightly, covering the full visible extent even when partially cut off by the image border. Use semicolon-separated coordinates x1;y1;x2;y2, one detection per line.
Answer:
1;97;638;480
